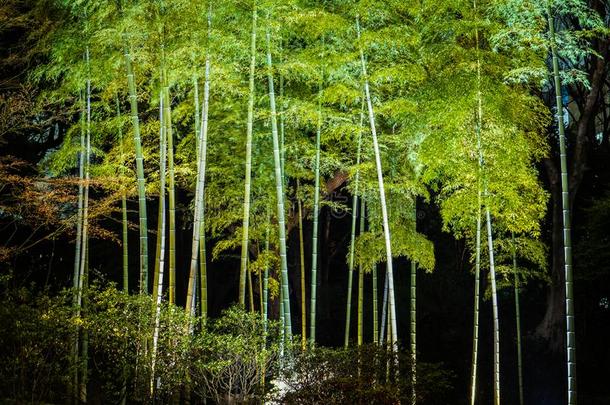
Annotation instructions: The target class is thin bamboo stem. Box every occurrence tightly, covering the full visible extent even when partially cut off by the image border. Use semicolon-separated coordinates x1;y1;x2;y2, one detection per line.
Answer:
239;3;257;306
356;16;397;345
266;18;292;341
345;99;365;348
512;232;524;405
357;199;365;346
123;37;149;294
297;180;307;349
186;6;212;313
309;76;323;345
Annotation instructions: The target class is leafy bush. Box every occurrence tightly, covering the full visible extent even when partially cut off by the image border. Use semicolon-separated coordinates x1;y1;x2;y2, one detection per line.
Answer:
271;344;454;405
0;287;74;403
190;306;280;404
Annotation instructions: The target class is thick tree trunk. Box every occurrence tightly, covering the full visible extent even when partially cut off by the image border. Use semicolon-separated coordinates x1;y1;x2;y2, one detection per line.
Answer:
536;160;565;350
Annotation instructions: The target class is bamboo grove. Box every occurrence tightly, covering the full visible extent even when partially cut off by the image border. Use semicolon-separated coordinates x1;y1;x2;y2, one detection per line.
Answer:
7;0;607;403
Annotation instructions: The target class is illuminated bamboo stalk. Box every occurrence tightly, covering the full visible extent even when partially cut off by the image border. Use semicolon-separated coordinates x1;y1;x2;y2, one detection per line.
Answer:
297;180;307;348
193;70;208;324
124;40;148;294
470;191;482;405
117;94;128;292
357;199;365;346
263;213;270;334
239;3;257;306
151;90;167;396
356;16;397;345
345;99;365;348
186;6;212;313
200;202;208;322
547;5;576;403
309;73;323;345
512;232;524;405
380;273;388;344
76;47;92;403
372;263;378;344
73;91;84;296
248;261;255;312
194;76;200;149
410;202;417;404
71;90;85;402
123;36;149;293
161;62;177;306
152;82;164;308
266;18;292;340
485;204;501;405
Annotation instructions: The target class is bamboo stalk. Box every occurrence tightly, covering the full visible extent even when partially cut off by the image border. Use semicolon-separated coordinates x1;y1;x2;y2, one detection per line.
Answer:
345;99;365;348
547;5;577;403
372;263;378;345
309;69;323;346
357;199;365;346
297;180;307;349
71;89;85;403
356;16;397;345
151;90;167;397
239;3;258;306
186;5;212;314
485;204;501;405
410;202;417;404
265;18;292;340
512;232;524;405
263;212;270;334
470;190;482;405
76;48;92;403
123;36;149;294
117;94;129;293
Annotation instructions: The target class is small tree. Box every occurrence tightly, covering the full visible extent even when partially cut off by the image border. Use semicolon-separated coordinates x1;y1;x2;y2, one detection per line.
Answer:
190;306;279;404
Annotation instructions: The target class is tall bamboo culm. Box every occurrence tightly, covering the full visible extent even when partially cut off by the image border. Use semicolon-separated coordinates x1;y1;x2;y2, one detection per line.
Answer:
76;48;92;402
123;37;149;294
186;5;212;314
410;202;417;404
151;91;167;396
265;18;292;340
239;3;258;306
356;16;397;345
344;99;365;348
547;5;576;403
116;94;128;292
71;90;85;402
309;77;323;345
357;199;365;346
162;66;177;306
297;180;307;349
485;205;501;405
512;232;524;405
372;264;378;344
